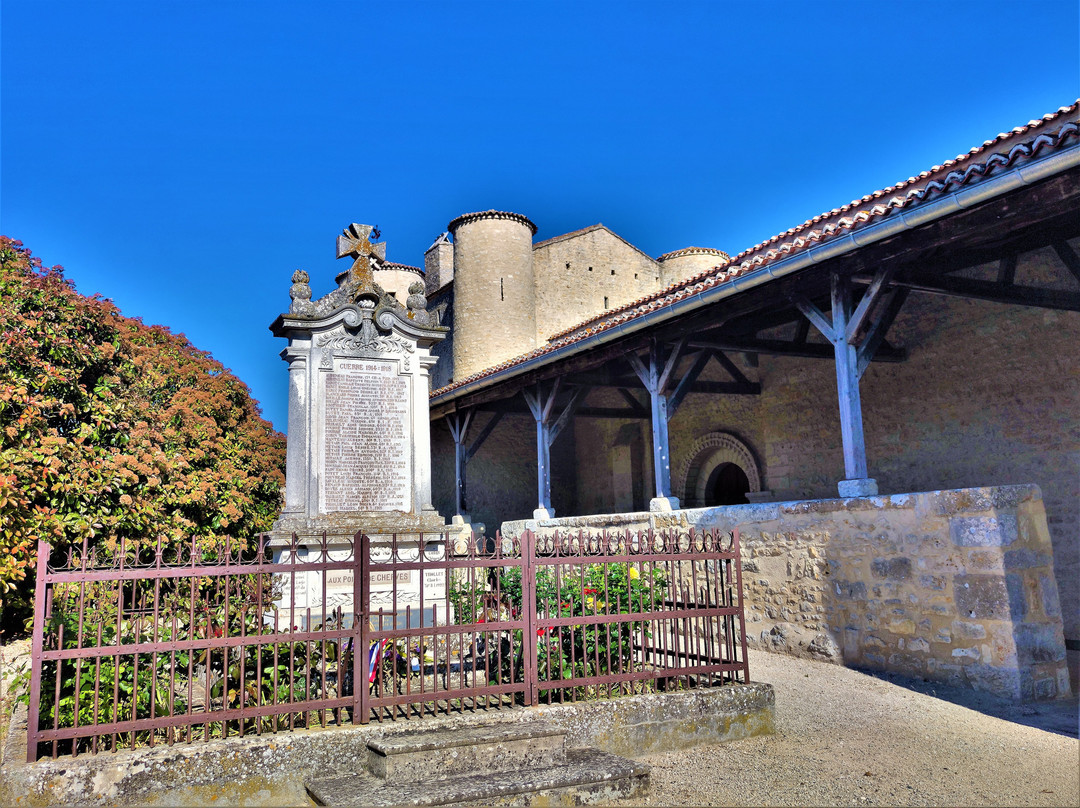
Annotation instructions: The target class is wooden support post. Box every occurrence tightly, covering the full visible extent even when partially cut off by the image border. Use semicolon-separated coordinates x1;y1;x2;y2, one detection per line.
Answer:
523;380;563;519
795;267;907;498
627;339;681;511
446;409;474;519
831;274;870;485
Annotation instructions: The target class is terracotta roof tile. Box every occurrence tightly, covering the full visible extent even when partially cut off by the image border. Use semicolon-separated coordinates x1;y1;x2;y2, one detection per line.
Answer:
381;261;424;275
656;246;731;262
447;210;538;236
431;102;1080;400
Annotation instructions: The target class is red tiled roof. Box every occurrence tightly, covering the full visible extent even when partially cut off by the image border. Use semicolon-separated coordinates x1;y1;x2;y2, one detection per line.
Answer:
431;102;1080;401
381;261;424;275
447;210;538;236
656;246;731;262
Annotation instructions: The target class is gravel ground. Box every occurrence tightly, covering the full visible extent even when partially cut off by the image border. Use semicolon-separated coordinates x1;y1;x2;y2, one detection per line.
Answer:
3;642;1076;806
612;650;1079;807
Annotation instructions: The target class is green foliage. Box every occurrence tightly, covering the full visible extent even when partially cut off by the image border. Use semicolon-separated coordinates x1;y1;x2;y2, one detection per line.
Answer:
31;575;337;753
37;612;191;740
0;237;286;631
203;600;334;735
449;561;668;695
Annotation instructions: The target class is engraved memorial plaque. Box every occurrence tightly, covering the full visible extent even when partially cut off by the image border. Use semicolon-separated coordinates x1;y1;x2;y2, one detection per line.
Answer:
423;568;446;599
322;360;411;512
271;222;454;553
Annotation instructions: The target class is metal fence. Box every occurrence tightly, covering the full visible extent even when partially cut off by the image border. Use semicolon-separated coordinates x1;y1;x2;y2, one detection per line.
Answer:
26;526;747;762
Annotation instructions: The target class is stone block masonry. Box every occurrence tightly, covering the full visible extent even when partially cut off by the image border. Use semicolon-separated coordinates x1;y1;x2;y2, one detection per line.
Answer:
737;487;1069;701
503;484;1070;702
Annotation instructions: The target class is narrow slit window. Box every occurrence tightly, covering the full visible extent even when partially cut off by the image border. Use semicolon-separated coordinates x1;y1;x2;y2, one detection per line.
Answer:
500;278;504;301
610;269;615;276
603;296;609;309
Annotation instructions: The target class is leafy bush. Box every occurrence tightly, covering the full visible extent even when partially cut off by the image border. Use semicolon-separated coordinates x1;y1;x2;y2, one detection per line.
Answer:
0;237;286;633
32;574;340;754
449;560;668;695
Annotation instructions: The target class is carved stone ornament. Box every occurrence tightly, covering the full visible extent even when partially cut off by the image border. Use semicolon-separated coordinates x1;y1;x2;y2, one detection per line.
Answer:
289;270;315;316
315;321;415;359
404;281;439;327
406;282;428;311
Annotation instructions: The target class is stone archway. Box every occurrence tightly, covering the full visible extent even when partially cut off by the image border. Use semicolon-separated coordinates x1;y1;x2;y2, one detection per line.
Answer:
675;432;764;508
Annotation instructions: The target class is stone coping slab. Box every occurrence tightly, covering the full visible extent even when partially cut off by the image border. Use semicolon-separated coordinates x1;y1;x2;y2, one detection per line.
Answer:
306;747;649;807
367;720;564;756
367;720;565;783
0;683;773;807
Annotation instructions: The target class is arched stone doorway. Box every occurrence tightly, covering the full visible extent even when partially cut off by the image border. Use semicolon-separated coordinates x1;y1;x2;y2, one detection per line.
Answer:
704;462;751;505
675;432;765;508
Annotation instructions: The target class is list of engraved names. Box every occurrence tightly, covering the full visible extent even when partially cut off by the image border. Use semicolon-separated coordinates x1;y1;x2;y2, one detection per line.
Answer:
323;361;410;512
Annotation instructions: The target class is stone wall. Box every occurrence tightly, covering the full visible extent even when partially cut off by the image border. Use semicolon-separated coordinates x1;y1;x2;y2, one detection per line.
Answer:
570;390;653;515
501;485;1070;702
533;227;660;343
427;284;454;391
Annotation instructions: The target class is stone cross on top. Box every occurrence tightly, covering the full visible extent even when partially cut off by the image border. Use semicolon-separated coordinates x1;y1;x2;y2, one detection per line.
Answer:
336;223;384;302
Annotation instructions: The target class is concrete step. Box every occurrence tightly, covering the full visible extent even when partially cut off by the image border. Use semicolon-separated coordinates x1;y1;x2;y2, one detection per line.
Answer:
366;721;566;783
307;747;650;807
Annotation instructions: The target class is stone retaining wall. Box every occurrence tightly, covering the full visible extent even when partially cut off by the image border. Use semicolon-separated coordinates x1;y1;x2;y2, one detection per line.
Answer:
503;484;1070;702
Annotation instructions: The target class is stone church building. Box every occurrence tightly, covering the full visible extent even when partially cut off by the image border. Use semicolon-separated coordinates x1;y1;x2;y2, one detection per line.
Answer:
367;102;1079;700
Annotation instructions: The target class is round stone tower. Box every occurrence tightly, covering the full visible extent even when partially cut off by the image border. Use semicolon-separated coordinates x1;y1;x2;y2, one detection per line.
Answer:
373;262;425;305
447;210;538;380
657;247;731;287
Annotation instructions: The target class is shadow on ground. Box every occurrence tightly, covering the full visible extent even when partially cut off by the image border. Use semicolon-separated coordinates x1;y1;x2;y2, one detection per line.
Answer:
855;666;1079;738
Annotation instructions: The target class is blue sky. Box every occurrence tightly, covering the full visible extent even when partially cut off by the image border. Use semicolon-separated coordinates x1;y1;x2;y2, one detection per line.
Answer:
3;0;1078;431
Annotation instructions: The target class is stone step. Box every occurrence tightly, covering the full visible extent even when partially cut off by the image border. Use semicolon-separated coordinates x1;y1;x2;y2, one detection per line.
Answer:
366;721;566;783
307;747;650;807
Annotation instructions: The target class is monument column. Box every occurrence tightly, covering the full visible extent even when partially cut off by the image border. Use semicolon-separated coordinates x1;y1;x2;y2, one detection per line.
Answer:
282;344;309;514
415;353;440;517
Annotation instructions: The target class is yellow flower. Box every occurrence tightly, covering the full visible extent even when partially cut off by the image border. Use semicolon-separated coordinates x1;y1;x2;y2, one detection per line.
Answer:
628;567;640;581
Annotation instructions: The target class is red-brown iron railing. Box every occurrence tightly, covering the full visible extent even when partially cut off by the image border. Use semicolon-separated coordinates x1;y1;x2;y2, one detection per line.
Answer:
527;527;748;703
26;527;747;762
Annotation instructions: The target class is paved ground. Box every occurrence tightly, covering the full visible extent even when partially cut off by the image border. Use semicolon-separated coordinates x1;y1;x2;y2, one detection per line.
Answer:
613;650;1079;807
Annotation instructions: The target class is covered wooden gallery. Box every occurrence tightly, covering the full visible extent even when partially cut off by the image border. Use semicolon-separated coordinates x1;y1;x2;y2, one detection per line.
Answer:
427;103;1080;692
